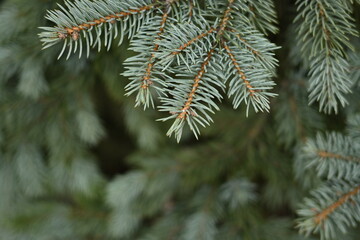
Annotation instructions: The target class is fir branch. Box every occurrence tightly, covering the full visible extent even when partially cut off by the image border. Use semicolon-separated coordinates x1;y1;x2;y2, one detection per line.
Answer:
314;184;360;225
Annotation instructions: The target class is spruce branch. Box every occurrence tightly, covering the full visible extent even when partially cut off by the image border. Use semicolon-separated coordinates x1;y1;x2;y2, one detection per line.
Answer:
124;9;171;108
154;19;217;68
347;113;360;141
247;0;278;35
301;132;360;179
222;41;256;97
159;47;225;142
317;151;360;164
141;10;169;90
222;35;276;114
295;0;359;114
176;48;215;120
297;180;360;239
188;0;194;18
314;184;360;225
39;0;159;58
228;28;278;71
216;0;235;39
156;0;278;140
171;27;216;56
59;4;154;36
39;0;279;141
297;131;360;239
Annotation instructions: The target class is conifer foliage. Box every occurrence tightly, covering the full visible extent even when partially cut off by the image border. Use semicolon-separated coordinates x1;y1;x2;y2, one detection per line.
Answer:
0;0;360;240
294;0;358;114
296;130;360;239
39;0;279;141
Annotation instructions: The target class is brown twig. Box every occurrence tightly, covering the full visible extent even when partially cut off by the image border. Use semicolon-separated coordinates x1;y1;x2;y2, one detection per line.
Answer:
314;185;360;225
216;0;234;38
61;5;155;37
223;41;255;95
171;28;216;55
141;10;169;89
177;48;215;119
317;151;360;163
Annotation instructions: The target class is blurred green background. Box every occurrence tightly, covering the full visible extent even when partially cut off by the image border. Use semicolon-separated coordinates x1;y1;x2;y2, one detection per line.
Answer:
0;0;359;240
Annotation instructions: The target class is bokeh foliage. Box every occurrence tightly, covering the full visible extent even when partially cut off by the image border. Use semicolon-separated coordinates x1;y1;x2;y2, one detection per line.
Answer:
0;0;360;240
